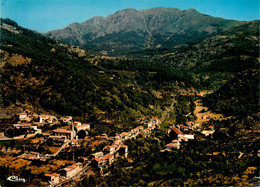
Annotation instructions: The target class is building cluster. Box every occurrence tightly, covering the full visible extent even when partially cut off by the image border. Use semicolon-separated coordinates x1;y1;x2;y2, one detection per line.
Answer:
163;122;195;151
48;121;91;142
17;112;59;126
43;163;83;185
43;117;162;184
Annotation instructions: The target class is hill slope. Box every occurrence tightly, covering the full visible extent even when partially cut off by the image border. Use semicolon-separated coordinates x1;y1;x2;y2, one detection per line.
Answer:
157;20;259;89
0;18;167;133
46;7;240;57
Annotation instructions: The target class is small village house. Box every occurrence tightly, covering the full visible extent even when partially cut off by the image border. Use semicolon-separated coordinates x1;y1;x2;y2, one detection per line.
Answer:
39;115;57;124
103;145;115;155
169;127;184;140
17;113;27;120
75;124;90;132
59;116;72;124
165;142;180;150
74;121;81;126
102;154;115;165
59;163;82;178
90;151;104;159
53;128;74;140
44;173;59;184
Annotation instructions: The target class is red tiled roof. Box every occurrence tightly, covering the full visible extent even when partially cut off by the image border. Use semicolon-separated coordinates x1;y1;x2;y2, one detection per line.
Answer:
172;140;179;143
120;144;128;148
52;173;59;177
135;126;144;130
21;123;31;127
92;158;102;162
64;165;77;171
77;123;90;127
172;127;184;135
113;140;121;145
120;132;128;136
102;154;113;160
46;173;59;177
18;113;27;115
186;121;194;125
53;128;72;134
166;143;178;147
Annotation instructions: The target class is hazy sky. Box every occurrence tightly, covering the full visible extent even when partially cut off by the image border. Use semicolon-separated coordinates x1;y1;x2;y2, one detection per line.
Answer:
1;0;259;33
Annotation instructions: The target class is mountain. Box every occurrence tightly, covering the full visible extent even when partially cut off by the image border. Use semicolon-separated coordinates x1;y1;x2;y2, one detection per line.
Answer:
0;18;170;133
46;7;240;57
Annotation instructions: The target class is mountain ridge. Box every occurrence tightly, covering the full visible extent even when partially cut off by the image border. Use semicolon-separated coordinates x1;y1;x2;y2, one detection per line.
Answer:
46;7;241;57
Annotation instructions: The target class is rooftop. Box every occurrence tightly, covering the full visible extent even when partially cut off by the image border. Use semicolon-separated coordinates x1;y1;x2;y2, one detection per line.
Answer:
18;113;27;115
53;128;72;134
76;124;90;127
21;123;31;127
172;127;184;135
102;154;113;160
120;144;128;148
64;165;77;171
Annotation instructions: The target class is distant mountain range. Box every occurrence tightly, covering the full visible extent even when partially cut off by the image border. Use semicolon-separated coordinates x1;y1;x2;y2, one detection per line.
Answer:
46;7;241;57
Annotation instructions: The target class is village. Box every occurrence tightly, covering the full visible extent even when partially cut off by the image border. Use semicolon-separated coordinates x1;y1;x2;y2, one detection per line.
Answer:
0;99;219;187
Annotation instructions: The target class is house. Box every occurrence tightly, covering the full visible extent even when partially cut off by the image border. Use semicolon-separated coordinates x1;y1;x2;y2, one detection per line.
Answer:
165;142;180;150
102;154;114;165
112;139;122;151
208;126;214;130
31;125;42;134
89;151;104;159
136;126;144;132
201;130;215;136
184;134;195;140
171;139;181;146
147;122;153;128
20;123;31;129
59;116;72;124
141;129;150;137
74;121;81;126
53;128;74;140
18;113;27;120
71;139;79;147
169;127;184;139
75;124;90;132
103;145;114;155
44;173;59;184
119;132;129;140
59;163;82;178
39;115;57;124
19;123;42;134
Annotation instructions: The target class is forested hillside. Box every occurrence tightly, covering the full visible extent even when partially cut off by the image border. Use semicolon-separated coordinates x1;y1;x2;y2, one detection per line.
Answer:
0;18;168;132
203;69;259;117
156;20;259;90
